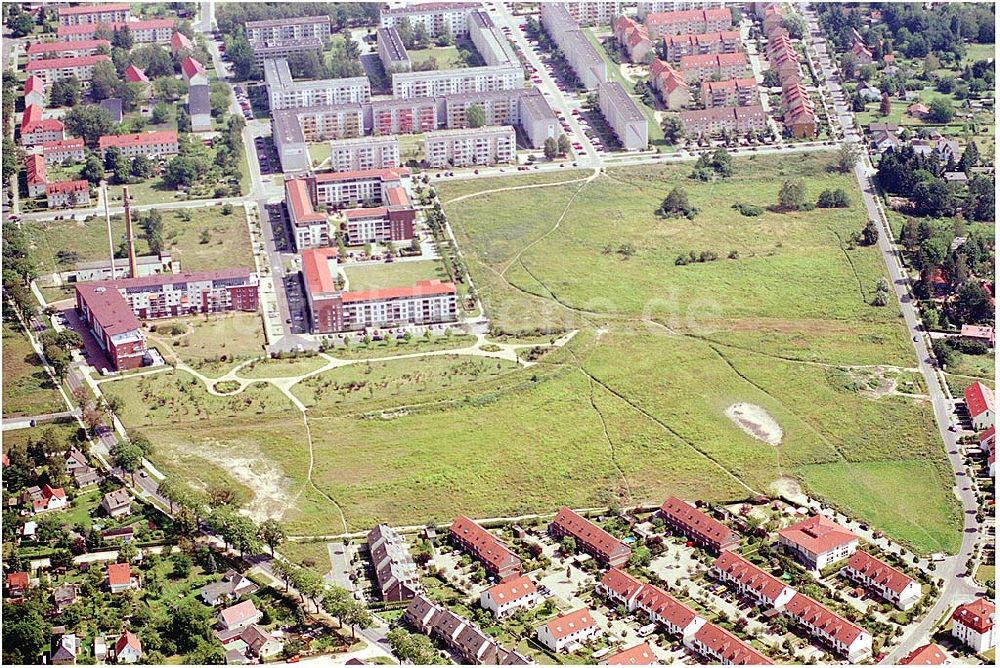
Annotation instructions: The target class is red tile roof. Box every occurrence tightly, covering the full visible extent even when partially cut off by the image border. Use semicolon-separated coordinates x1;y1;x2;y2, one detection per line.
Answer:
647;8;732;27
680;51;747;69
59;3;129;16
341;280;455;304
301;247;340;295
26;154;47;185
450;515;520;575
952;598;995;634
845;550;915;595
785;593;867;647
343;206;389;220
540;608;596;640
42;138;85;152
603;642;656;665
6;571;29;589
171;30;194;51
599;567;645;601
55;20;171;38
551;507;631;564
694;622;774;665
635;583;699;630
384;185;411;207
98;130;178;150
650;59;687;93
285;178;326;225
484;575;536;603
46;180;89;195
20;104;63;135
26;54;110;71
107;562;132;587
24;75;44;96
124;64;148;83
220;599;260;626
114;630;141;658
659;496;740;550
964;381;994;420
778;515;858;555
703;77;757;92
181;56;206;80
899;643;947;665
712;552;791;603
27;39;110;56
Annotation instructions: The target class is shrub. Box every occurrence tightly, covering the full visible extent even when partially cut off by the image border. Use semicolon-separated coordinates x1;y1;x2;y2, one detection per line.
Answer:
732;202;763;216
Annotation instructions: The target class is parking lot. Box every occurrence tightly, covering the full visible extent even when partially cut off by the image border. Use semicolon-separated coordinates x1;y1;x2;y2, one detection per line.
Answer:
254;134;280;176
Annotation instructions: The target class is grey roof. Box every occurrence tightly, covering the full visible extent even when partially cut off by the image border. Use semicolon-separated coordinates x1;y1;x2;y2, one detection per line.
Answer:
377;26;409;63
599;81;645;122
246;14;331;29
99;98;123;122
188;84;211;117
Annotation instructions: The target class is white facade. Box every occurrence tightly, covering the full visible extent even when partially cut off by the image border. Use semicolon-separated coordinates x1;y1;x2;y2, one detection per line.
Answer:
536;615;601;653
424;125;516;168
637;1;724;18
562;1;621;26
265;59;371;111
380;3;476;37
246;15;332;42
342;291;456;330
392;65;522;99
598;81;648;150
329;136;401;172
480;580;539;619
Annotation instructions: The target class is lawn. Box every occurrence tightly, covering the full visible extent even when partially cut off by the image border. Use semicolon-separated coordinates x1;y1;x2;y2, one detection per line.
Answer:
408;45;462;70
146;312;266;373
309;142;332;168
974;564;995;585
279;540;332;577
343;260;447;291
2;323;66;418
962;42;996;66
237;355;329;379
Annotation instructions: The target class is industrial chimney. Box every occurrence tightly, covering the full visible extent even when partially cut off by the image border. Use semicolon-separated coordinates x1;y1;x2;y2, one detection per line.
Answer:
123;186;138;279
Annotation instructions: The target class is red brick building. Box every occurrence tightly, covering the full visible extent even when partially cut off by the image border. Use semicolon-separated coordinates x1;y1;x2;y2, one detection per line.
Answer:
549;507;632;567
449;515;521;581
657;496;740;552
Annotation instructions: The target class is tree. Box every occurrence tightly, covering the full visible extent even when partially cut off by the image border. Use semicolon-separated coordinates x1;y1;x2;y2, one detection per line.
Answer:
835;142;861;173
2;601;50;664
465;103;485;128
927;97;955;123
860;220;879;246
112;25;134;50
131;155;153;179
50;77;81;107
816;188;851;208
172;553;192;579
658;186;696;218
879;91;891;116
133;44;174;78
543;137;558;160
344;602;373;639
912;179;954;218
931;339;954;368
660;115;683;144
64;106;115;148
953;281;993;324
225;513;261;557
557;134;572;156
112;441;143;483
154;76;188;103
2;136;17;182
117;540;139;564
560;536;577;555
778;178;806;210
168;601;214;654
90;60;121;101
163;155;207;188
259;519;286;556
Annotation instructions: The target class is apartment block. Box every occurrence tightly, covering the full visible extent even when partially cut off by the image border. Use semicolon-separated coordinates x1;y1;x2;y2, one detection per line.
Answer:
379;2;477;38
75;284;147;371
265;58;371;110
711;552;797;611
403;595;526;665
778;515;859;571
42;138;86;165
339;204;415;246
58;4;131;26
443;89;520;128
468;9;519;67
26;154;47;197
701;78;758;108
450;515;521;580
678;104;767;136
367;524;421;602
20;105;65;146
245;15;332;42
661;30;742;63
540;3;608;89
46;180;91;208
367;97;439;135
272;104;365;173
98;131;179;160
250;37;325;66
328;135;401;172
518;88;560;148
637;1;724;18
377;26;411;74
308;167;413;209
285;178;329;250
649;59;689;109
57;19;174;44
23;75;45;108
27;39;111;61
784;593;872;661
679;52;749;82
562;1;621;26
657;497;740;552
25;54;111;85
391;64;522;99
549;507;632;567
424;125;516;167
598;81;648;151
645;8;733;38
690;623;774;665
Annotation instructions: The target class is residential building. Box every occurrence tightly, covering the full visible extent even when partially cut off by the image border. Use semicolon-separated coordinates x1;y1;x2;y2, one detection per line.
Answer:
377;26;411;73
549;507;632;566
645;8;733;38
598;81;648;151
710;551;797;610
368;524;421;602
899;643;948;665
75;283;147;370
47;180;91;208
188;84;212;133
965;381;994;430
170;29;194;53
679;52;749;82
518;88;561;148
469;9;519;67
852;40;874;65
199;570;259;607
597;568;647;611
951;598;995;653
634;583;705;639
100;489;133;519
107;563;140;594
678;104;767;136
379;2;477;38
600;643;658;665
58;4;130;26
217;624;283;662
25;54;110;85
26;153;47;197
99;97;123;123
690;622;774;665
20;104;65;146
661;30;742;64
450;515;521;580
57;19;173;44
536;608;601;653
339;203;415;245
657;496;740;552
368;96;438;135
250;37;325;66
540;4;608;90
31;484;68;513
265;58;371;110
52;583;80;614
114;631;142;664
50;632;80;665
94;635;108;663
391;65;522;99
218;600;262;632
308;167;413;209
26;38;110;61
781;81;817;138
23;75;45;107
637;2;724;19
329;135;400;172
98;130;179;160
272;104;365;173
245;15;332;42
180;56;207;86
402;594;520;665
123;64;149;85
778;515;859;570
6;571;30;600
562;1;621;26
103;527;135;543
480;575;539;619
285;178;329;249
842;551;922;610
444;89;522;128
784;593;872;661
424;125;517;167
761;4;786;38
303;248;456;333
613;15;653;63
701;78;758;108
961;324;995;347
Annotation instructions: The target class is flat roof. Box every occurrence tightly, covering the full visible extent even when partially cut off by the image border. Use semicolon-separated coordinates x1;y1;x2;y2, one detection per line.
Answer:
377;26;409;62
272;103;365;145
264;58;369;92
392;63;521;84
246;14;332;28
599;81;645;122
383;2;477;17
424;125;516;139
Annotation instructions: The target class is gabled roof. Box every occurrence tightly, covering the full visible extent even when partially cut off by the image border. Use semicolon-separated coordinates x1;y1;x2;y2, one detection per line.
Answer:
171;31;194;51
107;562;132;586
7;571;29;589
635;583;699;629
900;643;947;665
846;550;915;595
102;488;132;510
26;154;47;185
778;515;858;555
449;515;520;574
952;598;995;634
27;39;110;56
98;130;178;149
46;180;89;196
24;75;44;96
114;630;141;657
59;3;129;16
694;622;774;664
659;496;740;548
551;507;631;563
599;567;645;601
539;608;596;640
963;381;994;420
124;64;148;83
785;593;867;647
603;642;656;665
484;575;536;604
712;552;792;603
26;54;110;71
180;56;206;80
340;280;455;304
220;599;260;626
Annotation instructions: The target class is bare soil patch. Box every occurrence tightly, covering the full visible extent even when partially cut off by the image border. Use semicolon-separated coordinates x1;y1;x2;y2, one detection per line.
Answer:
725;402;783;446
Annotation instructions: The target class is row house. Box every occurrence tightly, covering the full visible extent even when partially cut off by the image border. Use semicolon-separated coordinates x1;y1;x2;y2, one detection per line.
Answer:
598;81;648;151
540;3;608;90
777;515;859;570
23;75;45;107
710;551;797;611
561;1;621;27
328;135;400;173
21;104;64;146
26;153;48;198
679;52;749;83
761;4;786;39
549;507;631;567
245;14;332;42
379;2;477;38
784;593;872;662
597;568;706;641
26;38;110;61
851;40;874;66
339;203;415;246
56;19;174;44
480;575;539;619
781;81;818;138
657;496;741;552
964;381;994;431
690;622;774;665
842;550;922;611
449;515;521;580
951;598;995;654
377;26;411;74
25;54;110;85
702;78;758;108
47;180;91;209
98;130;179;160
424;125;516;168
899;643;948;665
600;643;657;666
403;594;529;665
649;59;689;110
367;524;421;602
286;178;329;250
309;167;413;209
645;8;733;39
58;3;130;26
391;64;522;99
679;104;767;137
766;32;801;84
265;58;371;111
613;15;652;64
661;30;741;64
536;608;601;653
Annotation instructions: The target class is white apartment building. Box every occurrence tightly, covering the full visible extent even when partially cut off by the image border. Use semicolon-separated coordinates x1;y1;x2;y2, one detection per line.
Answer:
952;599;995;654
424;125;516;168
328;136;401;172
379;2;477;37
310;168;413;209
392;64;522;99
561;1;621;26
98;131;179;160
245;15;332;42
377;26;411;73
637;1;724;18
540;4;608;89
598;81;648;150
468;9;519;67
58;3;130;26
25;54;111;85
264;59;371;111
250;37;325;67
42;139;86;165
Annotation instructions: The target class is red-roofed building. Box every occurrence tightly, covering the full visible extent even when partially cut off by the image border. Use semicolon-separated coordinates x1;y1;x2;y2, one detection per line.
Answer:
536;608;601;653
702;77;758;108
25;54;110;85
58;4;130;26
480;575;539;619
762;4;786;37
114;630;143;664
98;130;178;159
679;51;749;82
784;593;872;661
908;102;931;118
75;283;147;371
309;167;413;209
47;180;91;209
649;58;689;110
600;642;657;665
107;562;140;593
852;40;874;65
711;551;797;610
597;567;646;611
843;550;922;610
662;30;742;64
646;8;733;38
26;39;110;61
951;598;995;653
6;571;30;600
26;153;48;198
181;56;208;85
960;324;995;348
171;30;194;54
123;64;149;83
613;16;652;64
658;496;740;553
20;104;65;146
285;178;329;249
777;515;858;570
218;599;263;631
781;81;818;137
964;381;995;430
899;643;947;665
42;138;86;165
23;75;45;107
549;507;632;567
57;19;174;44
450;516;521;581
32;484;68;513
635;583;705;639
690;622;774;665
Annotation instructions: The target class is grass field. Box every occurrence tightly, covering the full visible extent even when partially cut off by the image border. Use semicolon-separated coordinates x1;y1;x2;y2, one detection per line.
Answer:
408;45;462;70
238;356;329;379
309;142;332;168
148;312;266;373
343;260;447;291
2;323;66;418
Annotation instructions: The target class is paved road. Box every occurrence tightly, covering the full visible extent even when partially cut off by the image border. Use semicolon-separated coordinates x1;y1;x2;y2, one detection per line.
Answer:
801;7;984;661
2;409;81;431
